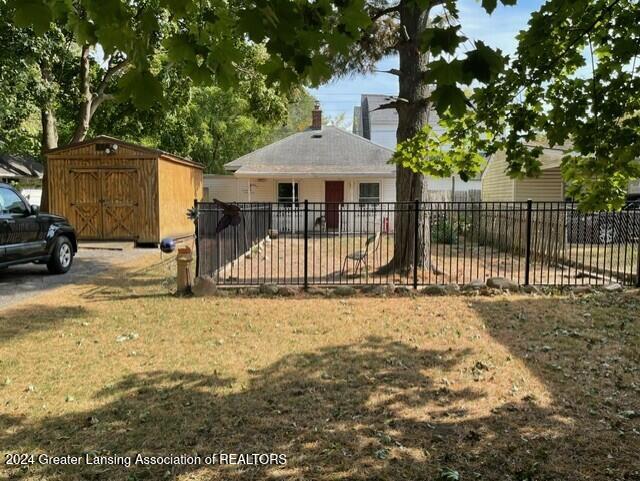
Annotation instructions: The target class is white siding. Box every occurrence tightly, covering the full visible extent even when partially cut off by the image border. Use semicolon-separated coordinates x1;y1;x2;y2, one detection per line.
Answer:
204;175;245;202
299;179;324;202
205;175;397;203
382;178;396;202
20;188;42;207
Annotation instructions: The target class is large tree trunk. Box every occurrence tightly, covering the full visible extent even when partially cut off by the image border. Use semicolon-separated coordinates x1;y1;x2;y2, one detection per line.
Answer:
379;0;431;274
39;61;59;213
71;45;92;144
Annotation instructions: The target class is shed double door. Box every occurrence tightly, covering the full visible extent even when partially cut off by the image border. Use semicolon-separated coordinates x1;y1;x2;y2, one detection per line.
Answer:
70;168;139;240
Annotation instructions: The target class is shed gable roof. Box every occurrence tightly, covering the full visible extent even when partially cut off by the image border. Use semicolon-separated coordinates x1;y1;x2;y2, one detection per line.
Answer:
225;126;395;177
45;135;203;169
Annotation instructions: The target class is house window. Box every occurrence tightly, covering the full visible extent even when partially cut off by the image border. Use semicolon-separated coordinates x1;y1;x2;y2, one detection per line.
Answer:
278;183;299;205
359;183;380;203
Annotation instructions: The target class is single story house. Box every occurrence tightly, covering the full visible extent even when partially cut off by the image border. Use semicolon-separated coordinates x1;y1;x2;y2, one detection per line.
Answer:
205;104;395;231
46;136;203;244
482;144;640;202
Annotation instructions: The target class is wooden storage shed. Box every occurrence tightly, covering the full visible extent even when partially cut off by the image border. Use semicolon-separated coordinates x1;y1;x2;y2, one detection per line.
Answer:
46;136;203;244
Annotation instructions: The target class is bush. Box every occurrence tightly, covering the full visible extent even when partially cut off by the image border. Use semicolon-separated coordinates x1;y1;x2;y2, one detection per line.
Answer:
431;216;459;244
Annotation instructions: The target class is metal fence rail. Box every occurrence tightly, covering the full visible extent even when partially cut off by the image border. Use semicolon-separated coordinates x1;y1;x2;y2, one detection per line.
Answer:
195;201;640;288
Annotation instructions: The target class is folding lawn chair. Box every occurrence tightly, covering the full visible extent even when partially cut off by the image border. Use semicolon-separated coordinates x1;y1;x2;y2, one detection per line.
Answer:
341;232;381;276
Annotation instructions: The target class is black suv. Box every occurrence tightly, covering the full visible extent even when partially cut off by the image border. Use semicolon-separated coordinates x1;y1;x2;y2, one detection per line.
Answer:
0;183;77;274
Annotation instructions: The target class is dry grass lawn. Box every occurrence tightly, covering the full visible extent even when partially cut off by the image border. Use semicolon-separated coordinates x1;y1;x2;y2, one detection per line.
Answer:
1;257;639;481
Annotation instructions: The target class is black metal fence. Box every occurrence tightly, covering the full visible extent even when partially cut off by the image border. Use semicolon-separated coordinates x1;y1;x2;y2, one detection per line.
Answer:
195;201;640;288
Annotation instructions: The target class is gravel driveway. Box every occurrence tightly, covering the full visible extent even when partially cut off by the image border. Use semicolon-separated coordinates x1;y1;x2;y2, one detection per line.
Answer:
0;246;157;309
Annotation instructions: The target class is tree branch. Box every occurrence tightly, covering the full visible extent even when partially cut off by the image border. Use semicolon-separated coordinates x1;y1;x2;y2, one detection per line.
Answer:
370;3;400;21
95;57;131;99
374;68;401;76
370;98;408;112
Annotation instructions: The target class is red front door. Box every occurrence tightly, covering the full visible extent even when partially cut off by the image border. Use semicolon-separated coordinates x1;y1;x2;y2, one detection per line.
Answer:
325;181;344;229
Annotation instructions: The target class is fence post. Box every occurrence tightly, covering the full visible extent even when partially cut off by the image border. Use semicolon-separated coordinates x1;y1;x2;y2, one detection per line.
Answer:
636;231;640;288
524;199;533;286
304;199;309;290
193;198;199;278
413;199;419;290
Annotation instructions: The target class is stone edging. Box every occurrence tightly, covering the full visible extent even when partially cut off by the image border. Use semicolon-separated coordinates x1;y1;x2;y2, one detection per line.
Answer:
191;276;629;298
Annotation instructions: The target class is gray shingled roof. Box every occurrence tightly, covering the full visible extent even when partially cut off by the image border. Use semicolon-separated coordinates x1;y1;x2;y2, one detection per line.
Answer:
225;126;395;177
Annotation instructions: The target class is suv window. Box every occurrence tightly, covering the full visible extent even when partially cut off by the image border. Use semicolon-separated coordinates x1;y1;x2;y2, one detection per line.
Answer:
0;187;29;215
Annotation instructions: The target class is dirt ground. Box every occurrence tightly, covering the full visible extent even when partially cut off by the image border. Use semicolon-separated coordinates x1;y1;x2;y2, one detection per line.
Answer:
1;258;639;481
210;235;634;287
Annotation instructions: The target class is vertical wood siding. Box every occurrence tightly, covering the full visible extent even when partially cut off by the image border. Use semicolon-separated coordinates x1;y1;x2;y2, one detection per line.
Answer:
157;156;203;240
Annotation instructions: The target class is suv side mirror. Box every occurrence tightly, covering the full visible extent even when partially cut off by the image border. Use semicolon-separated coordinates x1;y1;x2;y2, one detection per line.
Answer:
30;204;39;215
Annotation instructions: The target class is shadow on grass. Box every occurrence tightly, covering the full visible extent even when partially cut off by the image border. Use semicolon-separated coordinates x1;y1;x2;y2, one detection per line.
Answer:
0;305;89;343
0;338;488;480
80;258;177;302
467;294;640;480
2;295;639;480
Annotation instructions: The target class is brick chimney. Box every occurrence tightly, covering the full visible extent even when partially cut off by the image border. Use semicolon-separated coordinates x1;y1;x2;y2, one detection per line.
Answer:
311;101;322;130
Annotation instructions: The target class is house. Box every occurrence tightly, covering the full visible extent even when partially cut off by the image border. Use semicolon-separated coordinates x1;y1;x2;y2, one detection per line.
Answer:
0;154;43;183
0;154;45;205
205;103;395;231
46;136;203;244
483;145;640;202
352;94;482;195
482;145;566;202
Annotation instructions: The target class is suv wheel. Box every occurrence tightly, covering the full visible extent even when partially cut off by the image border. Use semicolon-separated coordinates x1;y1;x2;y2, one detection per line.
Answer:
47;236;74;274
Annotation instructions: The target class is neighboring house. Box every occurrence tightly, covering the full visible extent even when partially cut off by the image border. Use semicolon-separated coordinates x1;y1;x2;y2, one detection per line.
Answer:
205;103;395;231
352;94;482;194
482;145;639;202
0;154;45;206
0;154;43;183
482;146;566;202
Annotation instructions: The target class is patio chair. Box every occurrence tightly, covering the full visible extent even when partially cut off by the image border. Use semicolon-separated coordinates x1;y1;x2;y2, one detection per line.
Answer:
341;232;381;276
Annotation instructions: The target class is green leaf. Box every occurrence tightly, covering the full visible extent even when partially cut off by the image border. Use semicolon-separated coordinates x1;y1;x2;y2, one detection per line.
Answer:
12;0;52;35
462;41;505;83
424;59;464;85
421;25;466;56
430;85;468;117
164;34;197;63
118;69;163;109
481;0;498;14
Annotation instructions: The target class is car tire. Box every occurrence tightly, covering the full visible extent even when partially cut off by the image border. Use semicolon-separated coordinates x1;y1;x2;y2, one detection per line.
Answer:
47;236;74;274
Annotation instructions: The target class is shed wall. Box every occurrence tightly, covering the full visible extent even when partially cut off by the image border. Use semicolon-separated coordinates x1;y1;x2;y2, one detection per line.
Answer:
157;156;203;240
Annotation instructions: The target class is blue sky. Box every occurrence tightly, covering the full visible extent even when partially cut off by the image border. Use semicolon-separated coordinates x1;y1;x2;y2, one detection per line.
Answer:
309;0;545;127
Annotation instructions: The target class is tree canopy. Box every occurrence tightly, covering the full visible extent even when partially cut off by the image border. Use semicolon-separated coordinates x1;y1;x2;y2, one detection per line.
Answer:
5;0;639;213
